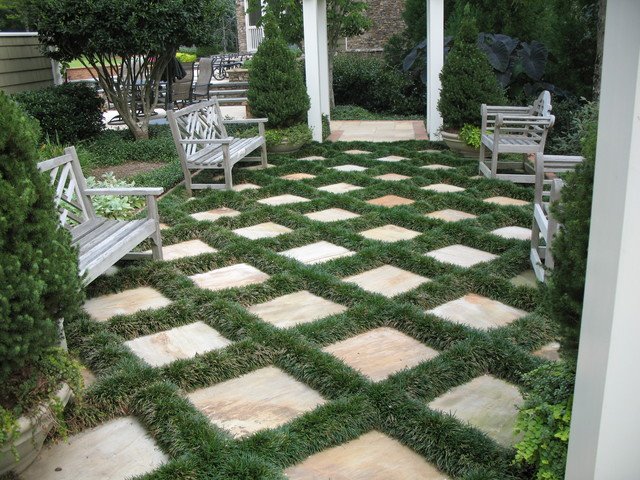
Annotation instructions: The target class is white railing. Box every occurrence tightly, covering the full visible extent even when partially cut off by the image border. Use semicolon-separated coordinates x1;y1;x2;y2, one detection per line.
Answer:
247;26;265;52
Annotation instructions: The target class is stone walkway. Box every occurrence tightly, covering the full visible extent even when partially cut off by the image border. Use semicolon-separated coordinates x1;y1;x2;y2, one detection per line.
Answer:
20;147;557;479
328;120;428;142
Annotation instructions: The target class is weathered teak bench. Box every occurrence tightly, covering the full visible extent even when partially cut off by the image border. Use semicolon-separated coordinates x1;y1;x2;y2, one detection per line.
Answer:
37;146;164;285
530;152;584;282
167;98;268;195
479;90;555;183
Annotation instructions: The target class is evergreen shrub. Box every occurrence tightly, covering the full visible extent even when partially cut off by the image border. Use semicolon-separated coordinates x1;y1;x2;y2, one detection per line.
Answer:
545;103;598;359
247;32;309;128
0;91;83;385
437;10;505;130
13;83;104;144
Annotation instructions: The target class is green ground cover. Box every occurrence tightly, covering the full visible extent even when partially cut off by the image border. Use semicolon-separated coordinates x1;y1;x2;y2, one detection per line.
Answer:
62;141;555;479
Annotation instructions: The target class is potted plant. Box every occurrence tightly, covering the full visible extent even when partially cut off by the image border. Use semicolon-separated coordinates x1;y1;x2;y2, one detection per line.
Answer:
247;19;312;153
437;7;505;158
0;92;84;475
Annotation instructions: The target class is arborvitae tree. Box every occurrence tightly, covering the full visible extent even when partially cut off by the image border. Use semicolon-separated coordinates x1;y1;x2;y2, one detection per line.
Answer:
247;23;309;129
545;105;598;360
0;91;83;383
437;10;505;130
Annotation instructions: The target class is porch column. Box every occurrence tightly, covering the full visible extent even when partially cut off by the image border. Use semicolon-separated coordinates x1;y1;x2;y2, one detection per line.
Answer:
565;1;640;478
303;0;329;142
426;0;444;140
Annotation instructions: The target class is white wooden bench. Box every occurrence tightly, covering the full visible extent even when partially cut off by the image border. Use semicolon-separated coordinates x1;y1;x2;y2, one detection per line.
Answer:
37;146;164;285
479;90;555;183
167;98;268;195
530;152;584;282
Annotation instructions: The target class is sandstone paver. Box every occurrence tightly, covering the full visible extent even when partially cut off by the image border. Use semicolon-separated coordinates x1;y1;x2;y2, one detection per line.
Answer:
304;208;361;222
426;209;477;222
232;183;261;191
233;222;293;240
484;196;529;206
317;183;364;194
147;239;216;260
258;194;310;206
190;207;241;222
374;173;411;181
84;287;172;322
366;195;414;207
422;183;466;193
425;244;498;268
344;265;429;297
359;224;421;243
375;155;408;162
281;173;317;181
331;164;368;172
427;293;528;330
189;263;269;291
491;226;532;240
280;241;355;265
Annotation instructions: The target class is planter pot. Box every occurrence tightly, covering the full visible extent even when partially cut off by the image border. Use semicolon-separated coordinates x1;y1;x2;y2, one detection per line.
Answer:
0;384;72;475
267;141;306;154
441;131;488;159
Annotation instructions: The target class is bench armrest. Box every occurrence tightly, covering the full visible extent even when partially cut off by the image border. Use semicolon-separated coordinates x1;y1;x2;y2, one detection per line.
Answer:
180;138;234;144
85;187;164;196
495;114;555;128
222;118;268;125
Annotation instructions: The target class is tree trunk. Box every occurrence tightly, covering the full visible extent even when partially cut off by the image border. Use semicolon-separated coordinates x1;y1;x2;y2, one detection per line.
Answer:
593;0;607;99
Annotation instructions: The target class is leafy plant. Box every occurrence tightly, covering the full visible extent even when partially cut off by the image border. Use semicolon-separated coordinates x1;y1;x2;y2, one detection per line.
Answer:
13;83;104;144
514;362;575;480
247;25;309;129
86;173;146;219
176;52;197;63
459;124;481;148
437;8;505;131
545;103;598;359
264;124;312;148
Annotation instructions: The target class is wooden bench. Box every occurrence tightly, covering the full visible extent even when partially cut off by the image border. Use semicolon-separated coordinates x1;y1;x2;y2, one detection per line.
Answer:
37;146;164;285
479;90;555;183
530;153;584;282
167;98;268;196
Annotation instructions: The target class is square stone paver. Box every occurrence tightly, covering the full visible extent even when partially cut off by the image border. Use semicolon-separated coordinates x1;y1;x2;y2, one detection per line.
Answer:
360;224;421;243
491;226;532;241
331;164;368;172
376;155;408;162
323;327;438;382
186;366;325;438
190;207;241;222
425;244;498;268
533;341;561;361
148;239;216;260
421;164;454;170
304;208;361;223
298;155;326;161
344;149;371;155
284;430;451;480
22;417;167;480
280;241;355;265
374;173;411;181
281;173;317;181
426;209;477;222
510;270;538;288
318;183;364;194
422;183;466;193
257;194;310;206
428;375;524;447
189;263;269;291
84;287;172;322
232;183;261;191
233;222;293;240
427;293;528;330
484;196;529;206
124;321;232;367
366;195;415;207
248;290;347;329
344;265;429;298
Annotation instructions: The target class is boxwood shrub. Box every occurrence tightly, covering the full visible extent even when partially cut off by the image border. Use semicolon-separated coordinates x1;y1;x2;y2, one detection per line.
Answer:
13;82;104;144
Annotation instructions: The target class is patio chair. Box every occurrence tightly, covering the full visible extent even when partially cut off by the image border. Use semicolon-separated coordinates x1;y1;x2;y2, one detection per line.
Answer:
171;62;194;108
479;90;555;183
192;57;214;101
530;152;584;282
167;98;268;195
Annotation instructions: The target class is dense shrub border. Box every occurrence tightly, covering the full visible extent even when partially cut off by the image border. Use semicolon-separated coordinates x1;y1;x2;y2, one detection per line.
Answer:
13;83;104;144
61;140;555;479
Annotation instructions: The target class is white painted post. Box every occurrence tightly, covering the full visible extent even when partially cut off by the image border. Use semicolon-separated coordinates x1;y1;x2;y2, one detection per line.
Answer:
426;0;444;140
565;2;640;478
317;0;330;119
303;0;324;142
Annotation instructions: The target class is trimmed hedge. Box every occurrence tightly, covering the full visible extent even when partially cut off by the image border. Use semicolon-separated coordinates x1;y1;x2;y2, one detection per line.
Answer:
13;82;104;144
333;54;423;116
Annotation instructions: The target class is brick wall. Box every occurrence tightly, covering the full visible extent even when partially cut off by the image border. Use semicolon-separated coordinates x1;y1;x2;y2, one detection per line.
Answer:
345;0;405;52
236;0;248;53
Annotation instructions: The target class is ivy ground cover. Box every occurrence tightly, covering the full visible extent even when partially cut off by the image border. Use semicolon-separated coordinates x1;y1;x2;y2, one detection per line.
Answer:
51;141;556;480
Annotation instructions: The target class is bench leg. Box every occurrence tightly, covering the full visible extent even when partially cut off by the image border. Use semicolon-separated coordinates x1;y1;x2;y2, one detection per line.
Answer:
146;195;164;261
259;122;268;168
479;142;485;175
490;147;499;178
222;145;233;190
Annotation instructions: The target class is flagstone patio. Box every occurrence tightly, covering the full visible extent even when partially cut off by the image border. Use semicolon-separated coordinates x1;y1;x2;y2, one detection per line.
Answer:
26;143;554;479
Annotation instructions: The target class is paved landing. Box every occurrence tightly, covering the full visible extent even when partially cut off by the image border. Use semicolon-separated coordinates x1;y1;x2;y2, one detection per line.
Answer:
329;121;428;142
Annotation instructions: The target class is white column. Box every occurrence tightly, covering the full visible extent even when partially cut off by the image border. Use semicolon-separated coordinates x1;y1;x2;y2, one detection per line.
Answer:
303;0;325;142
426;0;444;140
317;0;330;118
565;2;640;478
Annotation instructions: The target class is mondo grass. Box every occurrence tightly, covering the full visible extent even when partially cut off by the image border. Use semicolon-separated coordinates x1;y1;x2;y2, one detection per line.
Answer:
62;140;556;479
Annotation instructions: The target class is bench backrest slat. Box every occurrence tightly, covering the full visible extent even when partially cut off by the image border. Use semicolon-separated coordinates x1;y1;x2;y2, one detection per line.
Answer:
37;146;96;229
